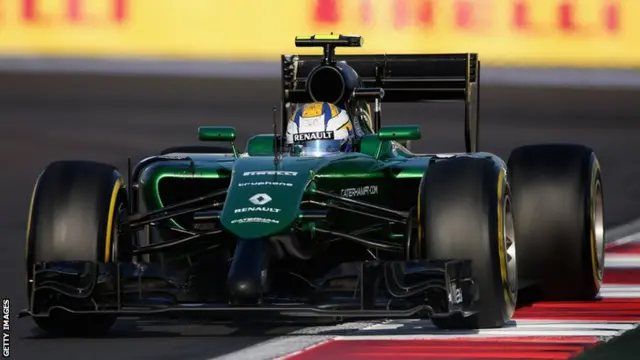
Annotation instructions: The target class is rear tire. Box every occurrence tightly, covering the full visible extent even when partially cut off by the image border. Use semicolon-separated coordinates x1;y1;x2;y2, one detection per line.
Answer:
26;160;129;336
419;157;517;329
508;144;604;300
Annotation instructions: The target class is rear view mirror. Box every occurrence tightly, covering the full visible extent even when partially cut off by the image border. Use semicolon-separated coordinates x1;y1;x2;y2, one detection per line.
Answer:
198;126;237;142
378;125;421;141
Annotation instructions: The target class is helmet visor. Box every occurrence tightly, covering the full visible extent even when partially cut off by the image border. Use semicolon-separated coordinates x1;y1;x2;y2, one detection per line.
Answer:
292;139;342;157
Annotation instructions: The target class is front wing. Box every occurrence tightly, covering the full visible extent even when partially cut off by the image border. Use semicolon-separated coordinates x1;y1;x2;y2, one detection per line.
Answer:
21;259;478;323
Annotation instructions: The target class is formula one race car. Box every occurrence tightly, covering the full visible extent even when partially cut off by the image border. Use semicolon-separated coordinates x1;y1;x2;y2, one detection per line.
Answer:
22;34;605;336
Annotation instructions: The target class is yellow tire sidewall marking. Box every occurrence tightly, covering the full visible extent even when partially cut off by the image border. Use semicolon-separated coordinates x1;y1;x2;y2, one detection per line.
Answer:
589;158;602;291
416;175;425;257
104;178;123;263
496;170;514;309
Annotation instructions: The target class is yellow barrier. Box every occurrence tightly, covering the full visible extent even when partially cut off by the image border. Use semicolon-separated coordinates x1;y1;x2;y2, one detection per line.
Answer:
0;0;638;68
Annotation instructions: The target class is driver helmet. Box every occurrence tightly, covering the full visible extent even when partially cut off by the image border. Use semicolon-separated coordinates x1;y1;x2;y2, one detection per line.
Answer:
286;102;354;156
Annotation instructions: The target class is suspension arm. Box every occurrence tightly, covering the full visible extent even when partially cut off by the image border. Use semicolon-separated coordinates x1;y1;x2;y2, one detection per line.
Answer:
314;228;404;252
124;189;228;228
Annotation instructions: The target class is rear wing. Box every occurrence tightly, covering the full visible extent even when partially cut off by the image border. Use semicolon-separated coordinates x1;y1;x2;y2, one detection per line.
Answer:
280;53;481;152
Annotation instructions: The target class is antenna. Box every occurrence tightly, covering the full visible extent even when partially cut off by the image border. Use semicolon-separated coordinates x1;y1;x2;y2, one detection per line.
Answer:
272;106;279;168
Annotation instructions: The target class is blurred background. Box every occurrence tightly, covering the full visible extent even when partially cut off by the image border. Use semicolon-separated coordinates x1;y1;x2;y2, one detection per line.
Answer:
0;0;637;67
0;2;640;358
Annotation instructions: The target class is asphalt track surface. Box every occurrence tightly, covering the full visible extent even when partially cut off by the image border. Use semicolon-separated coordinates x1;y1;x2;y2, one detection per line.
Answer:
0;73;639;360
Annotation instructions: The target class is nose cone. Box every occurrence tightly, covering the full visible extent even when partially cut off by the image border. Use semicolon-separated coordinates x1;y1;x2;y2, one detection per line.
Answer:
226;238;269;304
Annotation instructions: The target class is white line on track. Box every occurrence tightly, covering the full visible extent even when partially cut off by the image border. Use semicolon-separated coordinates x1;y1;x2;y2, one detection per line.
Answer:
605;255;640;268
333;330;633;341
331;319;637;340
213;321;388;360
368;319;637;330
211;220;640;360
598;285;640;298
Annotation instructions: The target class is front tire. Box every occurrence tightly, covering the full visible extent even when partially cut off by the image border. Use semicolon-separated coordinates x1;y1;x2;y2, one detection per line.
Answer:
419;157;517;329
26;161;129;336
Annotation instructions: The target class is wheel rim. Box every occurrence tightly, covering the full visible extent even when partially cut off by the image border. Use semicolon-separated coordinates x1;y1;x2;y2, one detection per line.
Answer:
594;179;605;282
504;195;518;298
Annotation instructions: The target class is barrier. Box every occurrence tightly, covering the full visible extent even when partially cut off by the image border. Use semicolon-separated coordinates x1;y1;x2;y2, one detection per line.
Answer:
0;1;638;68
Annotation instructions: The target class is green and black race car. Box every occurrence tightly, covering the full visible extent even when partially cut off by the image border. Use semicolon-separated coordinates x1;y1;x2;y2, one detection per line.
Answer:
22;34;605;336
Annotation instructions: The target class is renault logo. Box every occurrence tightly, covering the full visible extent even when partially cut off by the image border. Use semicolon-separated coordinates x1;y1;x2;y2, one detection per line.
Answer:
249;193;272;205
